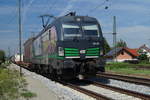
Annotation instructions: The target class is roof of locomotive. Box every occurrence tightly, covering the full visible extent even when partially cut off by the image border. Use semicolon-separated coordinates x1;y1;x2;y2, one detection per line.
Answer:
32;15;99;40
56;15;98;22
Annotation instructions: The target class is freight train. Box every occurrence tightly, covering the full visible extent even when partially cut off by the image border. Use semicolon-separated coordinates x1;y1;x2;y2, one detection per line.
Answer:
24;13;105;79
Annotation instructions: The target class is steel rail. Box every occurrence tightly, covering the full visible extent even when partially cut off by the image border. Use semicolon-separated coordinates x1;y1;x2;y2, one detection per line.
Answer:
97;72;150;87
58;80;113;100
19;65;112;100
87;80;150;100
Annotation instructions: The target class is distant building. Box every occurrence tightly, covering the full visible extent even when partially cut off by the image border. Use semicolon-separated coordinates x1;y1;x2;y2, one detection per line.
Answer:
138;44;150;62
11;53;23;63
105;47;139;62
138;44;150;58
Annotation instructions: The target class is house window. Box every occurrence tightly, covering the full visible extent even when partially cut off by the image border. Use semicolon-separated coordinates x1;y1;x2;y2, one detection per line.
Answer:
121;51;124;55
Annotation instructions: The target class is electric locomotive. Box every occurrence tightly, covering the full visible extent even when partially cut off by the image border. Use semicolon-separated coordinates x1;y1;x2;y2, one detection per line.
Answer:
24;13;105;79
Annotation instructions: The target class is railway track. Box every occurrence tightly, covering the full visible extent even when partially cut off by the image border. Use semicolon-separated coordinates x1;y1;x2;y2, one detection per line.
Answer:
58;80;113;100
87;80;150;100
97;72;150;87
18;64;150;100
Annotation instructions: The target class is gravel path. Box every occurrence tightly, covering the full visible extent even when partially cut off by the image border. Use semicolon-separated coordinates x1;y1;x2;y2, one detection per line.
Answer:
9;64;95;100
24;76;59;100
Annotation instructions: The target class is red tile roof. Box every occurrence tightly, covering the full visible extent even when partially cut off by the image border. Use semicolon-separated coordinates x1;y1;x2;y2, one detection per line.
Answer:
124;48;139;57
105;47;139;58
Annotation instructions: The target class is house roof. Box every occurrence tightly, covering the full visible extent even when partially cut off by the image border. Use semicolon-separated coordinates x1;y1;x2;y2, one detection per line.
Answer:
139;44;150;52
105;47;139;57
124;48;139;57
105;47;123;57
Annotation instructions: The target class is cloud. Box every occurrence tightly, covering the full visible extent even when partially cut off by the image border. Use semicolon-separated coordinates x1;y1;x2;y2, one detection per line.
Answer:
111;3;150;14
0;37;19;55
59;5;73;16
23;0;35;24
58;0;77;16
118;25;150;37
117;25;150;47
103;25;150;48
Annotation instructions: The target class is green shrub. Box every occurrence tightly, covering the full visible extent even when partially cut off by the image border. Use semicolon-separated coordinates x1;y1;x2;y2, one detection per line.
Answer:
106;62;150;76
0;68;36;100
0;50;5;64
138;53;148;61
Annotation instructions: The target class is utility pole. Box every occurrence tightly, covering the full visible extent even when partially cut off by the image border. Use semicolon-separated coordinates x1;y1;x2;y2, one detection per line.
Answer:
148;39;150;62
18;0;22;76
8;47;11;59
148;39;150;47
113;16;117;62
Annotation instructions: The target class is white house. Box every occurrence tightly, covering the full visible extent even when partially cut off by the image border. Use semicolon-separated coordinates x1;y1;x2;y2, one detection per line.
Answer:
138;44;150;61
11;53;23;63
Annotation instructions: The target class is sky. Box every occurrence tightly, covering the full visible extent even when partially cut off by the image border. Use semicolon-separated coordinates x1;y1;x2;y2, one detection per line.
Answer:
0;0;150;55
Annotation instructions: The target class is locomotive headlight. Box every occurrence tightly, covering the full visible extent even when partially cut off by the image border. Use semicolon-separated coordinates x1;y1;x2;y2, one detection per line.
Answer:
58;47;64;56
76;18;81;21
100;50;103;56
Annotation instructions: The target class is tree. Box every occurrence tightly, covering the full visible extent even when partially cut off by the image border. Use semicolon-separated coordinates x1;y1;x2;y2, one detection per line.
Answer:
138;50;149;61
0;50;5;64
103;38;111;54
116;39;127;47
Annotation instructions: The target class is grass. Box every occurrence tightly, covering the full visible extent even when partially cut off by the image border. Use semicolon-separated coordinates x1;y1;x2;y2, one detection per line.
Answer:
0;62;36;100
21;91;37;100
105;62;150;77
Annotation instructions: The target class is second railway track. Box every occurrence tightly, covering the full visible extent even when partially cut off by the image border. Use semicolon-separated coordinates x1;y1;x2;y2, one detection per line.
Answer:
87;80;150;100
97;72;150;87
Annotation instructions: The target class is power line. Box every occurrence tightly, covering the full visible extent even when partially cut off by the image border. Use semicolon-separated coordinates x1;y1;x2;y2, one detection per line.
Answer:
39;0;59;26
88;0;109;14
48;0;58;11
6;4;18;25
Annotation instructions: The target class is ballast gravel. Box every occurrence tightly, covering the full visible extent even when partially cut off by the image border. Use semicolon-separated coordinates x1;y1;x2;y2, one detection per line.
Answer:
91;77;150;95
9;64;95;100
80;85;141;100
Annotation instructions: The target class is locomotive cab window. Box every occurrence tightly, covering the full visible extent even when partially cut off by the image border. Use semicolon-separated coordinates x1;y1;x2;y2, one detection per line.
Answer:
82;24;100;37
62;24;81;37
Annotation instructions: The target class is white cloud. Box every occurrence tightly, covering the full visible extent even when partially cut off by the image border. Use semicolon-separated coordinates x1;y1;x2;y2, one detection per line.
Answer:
117;25;150;47
118;25;150;37
58;0;77;16
23;0;35;24
59;5;73;16
111;3;150;14
103;25;150;48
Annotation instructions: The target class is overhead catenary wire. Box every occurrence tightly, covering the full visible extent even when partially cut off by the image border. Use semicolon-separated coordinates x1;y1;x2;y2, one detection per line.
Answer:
38;0;59;28
6;2;18;25
47;0;58;12
88;0;109;14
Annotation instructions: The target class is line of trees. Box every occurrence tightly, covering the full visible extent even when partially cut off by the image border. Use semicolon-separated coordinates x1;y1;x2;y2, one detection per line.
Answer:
103;38;127;54
115;39;127;48
103;38;111;54
0;50;5;64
